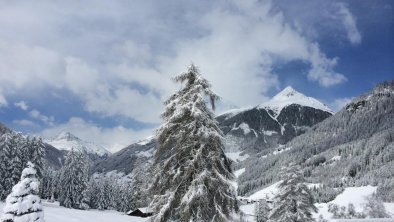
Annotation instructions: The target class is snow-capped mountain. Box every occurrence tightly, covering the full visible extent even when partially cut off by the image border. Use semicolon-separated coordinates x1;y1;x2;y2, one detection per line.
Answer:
258;86;332;117
46;132;111;157
217;86;333;158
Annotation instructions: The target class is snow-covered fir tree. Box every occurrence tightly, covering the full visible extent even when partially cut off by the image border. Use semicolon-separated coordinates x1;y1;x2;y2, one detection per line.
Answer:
10;134;23;186
1;133;15;197
0;134;10;200
87;173;137;212
39;165;57;201
255;199;270;222
363;195;390;218
1;162;45;222
268;164;317;222
29;137;45;178
149;64;239;222
0;133;46;200
59;150;89;209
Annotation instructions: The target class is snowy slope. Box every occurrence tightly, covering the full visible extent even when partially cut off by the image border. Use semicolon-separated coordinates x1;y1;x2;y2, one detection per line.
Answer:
258;86;333;117
46;132;110;156
0;201;147;222
240;185;394;222
315;186;394;221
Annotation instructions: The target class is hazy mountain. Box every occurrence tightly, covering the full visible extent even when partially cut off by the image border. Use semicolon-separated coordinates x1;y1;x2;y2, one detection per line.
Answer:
46;132;111;157
92;137;155;174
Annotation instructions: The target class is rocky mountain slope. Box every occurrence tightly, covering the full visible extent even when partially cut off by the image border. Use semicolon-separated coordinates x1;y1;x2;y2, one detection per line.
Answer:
217;86;333;158
93;137;155;174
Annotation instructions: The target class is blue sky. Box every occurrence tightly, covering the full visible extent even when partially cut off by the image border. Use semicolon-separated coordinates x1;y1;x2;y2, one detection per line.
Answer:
0;0;392;151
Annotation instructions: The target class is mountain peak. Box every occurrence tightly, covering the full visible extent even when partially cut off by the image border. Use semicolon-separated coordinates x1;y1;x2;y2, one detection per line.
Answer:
273;86;300;99
258;86;332;116
55;131;80;141
47;131;111;156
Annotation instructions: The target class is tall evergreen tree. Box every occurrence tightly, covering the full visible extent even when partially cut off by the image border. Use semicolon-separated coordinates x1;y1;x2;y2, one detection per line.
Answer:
1;162;45;222
255;200;270;222
2;133;15;195
59;150;89;209
0;134;9;200
10;134;23;186
149;64;239;222
29;137;45;178
269;164;317;222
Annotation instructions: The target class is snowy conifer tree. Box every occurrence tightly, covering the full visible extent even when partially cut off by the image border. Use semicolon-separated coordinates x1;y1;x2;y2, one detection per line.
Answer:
1;133;15;196
0;134;9;200
363;195;390;218
149;64;239;222
255;199;270;222
29;138;45;178
10;134;23;186
1;162;44;222
59;150;89;209
268;164;317;222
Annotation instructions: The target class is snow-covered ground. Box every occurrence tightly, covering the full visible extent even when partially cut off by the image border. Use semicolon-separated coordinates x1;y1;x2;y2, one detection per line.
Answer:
2;186;393;222
247;181;281;201
225;151;249;162
240;185;394;222
0;201;148;222
315;186;394;221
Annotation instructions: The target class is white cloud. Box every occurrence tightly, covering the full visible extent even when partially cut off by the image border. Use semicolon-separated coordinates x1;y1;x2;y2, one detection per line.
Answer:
14;101;28;110
0;0;354;131
337;3;362;45
13;119;37;127
29;109;55;126
330;97;354;112
0;93;7;107
40;117;154;152
307;44;347;87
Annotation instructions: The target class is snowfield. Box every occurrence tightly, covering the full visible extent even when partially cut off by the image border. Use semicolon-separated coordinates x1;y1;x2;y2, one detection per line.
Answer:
240;185;394;222
315;186;394;221
0;201;148;222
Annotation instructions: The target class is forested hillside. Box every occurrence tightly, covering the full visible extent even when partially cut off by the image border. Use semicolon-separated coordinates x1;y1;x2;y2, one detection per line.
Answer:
238;81;394;202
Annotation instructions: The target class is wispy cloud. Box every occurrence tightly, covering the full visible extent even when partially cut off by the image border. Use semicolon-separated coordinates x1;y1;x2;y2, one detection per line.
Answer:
13;119;37;127
14;101;28;110
337;3;362;45
330;97;354;112
0;93;7;107
29;109;55;126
